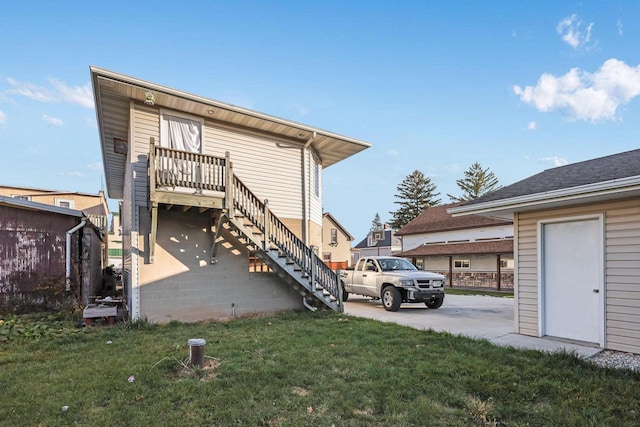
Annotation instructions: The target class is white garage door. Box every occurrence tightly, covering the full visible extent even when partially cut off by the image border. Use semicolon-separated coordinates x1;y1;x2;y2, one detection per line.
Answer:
542;218;602;344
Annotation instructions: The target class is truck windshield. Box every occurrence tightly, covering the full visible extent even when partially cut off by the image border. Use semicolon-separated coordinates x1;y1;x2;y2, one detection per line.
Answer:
378;258;417;271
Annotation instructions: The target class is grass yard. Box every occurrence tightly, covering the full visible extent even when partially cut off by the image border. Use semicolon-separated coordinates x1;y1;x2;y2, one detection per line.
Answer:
1;311;639;426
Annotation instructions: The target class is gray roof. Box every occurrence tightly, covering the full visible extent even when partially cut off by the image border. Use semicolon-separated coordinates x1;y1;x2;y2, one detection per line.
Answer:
354;229;397;249
464;148;640;206
0;195;84;217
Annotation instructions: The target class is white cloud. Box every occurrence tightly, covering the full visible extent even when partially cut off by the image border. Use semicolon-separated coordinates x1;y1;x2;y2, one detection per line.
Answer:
43;114;63;126
387;149;400;157
541;156;568;167
617;20;623;36
557;14;594;49
0;109;6;124
6;77;93;109
87;162;103;171
513;58;640;122
527;121;537;131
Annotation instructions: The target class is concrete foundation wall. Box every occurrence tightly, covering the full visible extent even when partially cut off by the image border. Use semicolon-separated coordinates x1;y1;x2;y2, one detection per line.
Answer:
138;208;304;323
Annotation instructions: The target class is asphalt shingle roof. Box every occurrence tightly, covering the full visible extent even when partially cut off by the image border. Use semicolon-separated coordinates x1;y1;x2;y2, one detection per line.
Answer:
395;203;512;236
463;148;640;206
396;239;513;257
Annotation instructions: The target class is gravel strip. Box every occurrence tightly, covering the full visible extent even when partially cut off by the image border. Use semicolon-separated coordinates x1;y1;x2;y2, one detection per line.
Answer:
588;350;640;372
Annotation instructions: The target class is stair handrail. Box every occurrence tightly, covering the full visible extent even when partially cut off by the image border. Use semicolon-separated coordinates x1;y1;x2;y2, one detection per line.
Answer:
230;173;342;307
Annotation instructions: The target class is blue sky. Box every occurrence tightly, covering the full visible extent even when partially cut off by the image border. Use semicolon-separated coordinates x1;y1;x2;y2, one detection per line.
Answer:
1;1;640;241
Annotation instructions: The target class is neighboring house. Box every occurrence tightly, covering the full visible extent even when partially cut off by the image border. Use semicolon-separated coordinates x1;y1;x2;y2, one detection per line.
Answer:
395;203;514;290
0;185;109;233
321;212;354;270
352;226;401;264
91;66;370;323
108;210;123;270
449;149;640;354
0;196;104;306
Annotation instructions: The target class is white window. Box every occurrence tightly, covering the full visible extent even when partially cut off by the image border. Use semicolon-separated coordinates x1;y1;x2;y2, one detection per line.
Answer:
454;259;470;269
500;259;514;269
330;229;338;245
314;162;320;197
11;195;30;201
55;198;75;209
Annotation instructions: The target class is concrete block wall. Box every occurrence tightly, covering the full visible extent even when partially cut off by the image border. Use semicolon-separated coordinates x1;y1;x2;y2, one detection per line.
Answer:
138;208;304;323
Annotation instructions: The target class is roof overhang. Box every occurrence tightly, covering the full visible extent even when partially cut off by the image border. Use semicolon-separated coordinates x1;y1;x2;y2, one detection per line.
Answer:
0;195;84;218
90;66;371;200
448;175;640;219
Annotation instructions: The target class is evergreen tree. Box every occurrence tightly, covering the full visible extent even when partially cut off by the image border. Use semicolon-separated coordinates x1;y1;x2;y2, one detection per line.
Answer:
370;213;383;231
448;162;501;202
389;170;441;230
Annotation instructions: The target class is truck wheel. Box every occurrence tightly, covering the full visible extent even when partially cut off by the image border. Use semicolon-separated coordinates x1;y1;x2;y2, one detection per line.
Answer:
382;287;401;312
425;296;444;309
342;288;349;302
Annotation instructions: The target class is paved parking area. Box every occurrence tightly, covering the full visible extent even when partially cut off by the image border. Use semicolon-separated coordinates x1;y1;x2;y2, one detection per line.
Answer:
343;294;602;358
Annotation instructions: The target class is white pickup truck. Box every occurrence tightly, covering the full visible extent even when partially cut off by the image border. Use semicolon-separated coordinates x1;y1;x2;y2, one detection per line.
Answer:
340;256;446;311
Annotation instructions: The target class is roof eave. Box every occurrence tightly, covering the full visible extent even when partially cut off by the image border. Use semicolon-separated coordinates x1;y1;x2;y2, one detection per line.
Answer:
448;176;640;218
90;66;370;175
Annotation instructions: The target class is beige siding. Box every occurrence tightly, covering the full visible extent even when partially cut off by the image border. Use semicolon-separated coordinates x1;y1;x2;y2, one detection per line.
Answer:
132;104;159;208
202;122;303;220
138;208;304;322
516;198;640;352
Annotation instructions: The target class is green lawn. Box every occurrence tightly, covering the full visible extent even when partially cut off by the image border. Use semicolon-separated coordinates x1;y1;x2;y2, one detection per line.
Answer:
1;311;638;426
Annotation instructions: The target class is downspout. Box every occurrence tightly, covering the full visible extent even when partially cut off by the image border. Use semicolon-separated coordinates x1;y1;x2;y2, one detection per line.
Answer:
66;219;87;291
301;132;316;246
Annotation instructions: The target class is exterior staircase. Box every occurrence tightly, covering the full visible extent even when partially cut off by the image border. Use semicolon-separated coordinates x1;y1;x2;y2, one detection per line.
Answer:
224;174;343;312
149;143;343;312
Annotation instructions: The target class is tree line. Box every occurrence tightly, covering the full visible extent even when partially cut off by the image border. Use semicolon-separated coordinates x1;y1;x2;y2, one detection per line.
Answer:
371;162;501;231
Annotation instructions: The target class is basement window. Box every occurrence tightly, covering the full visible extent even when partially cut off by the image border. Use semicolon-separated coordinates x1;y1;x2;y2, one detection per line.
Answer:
249;256;273;273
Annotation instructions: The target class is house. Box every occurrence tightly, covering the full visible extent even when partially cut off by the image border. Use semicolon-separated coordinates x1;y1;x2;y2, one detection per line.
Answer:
0;196;104;307
107;210;123;270
321;212;354;270
395;203;514;290
91;66;370;323
449;149;640;354
0;185;110;233
352;225;401;264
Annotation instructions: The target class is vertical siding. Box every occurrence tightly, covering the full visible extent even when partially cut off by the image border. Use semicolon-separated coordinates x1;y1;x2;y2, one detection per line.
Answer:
517;198;640;353
309;151;323;225
203;122;303;220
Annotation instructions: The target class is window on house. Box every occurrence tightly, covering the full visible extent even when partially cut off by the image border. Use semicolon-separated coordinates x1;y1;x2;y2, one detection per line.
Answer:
415;259;424;270
323;252;332;262
11;195;30;201
330;229;338;245
314;162;320;197
500;259;514;269
454;259;470;269
55;198;75;209
162;113;202;153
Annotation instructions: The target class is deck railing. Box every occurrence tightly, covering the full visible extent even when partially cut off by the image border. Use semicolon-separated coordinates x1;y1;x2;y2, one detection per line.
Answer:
148;141;342;308
150;142;226;193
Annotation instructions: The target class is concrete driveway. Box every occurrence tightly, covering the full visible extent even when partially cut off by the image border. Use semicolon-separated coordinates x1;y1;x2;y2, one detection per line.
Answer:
343;294;601;358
